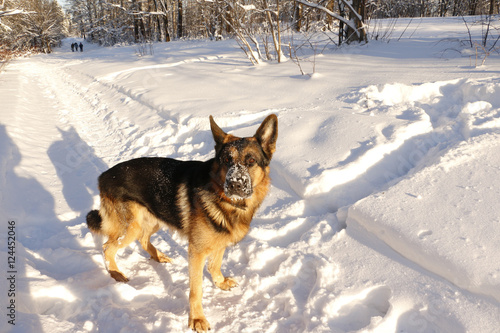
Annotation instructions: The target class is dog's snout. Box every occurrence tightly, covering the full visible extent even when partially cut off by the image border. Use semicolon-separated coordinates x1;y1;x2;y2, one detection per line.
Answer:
228;180;243;191
224;164;253;199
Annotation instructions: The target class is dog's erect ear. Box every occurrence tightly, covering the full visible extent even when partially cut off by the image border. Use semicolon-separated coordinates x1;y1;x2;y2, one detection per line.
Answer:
210;115;227;152
254;114;278;160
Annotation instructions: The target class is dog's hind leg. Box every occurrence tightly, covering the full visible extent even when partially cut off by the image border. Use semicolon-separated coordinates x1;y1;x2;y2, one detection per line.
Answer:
139;223;173;263
132;202;173;264
103;239;129;282
103;220;142;283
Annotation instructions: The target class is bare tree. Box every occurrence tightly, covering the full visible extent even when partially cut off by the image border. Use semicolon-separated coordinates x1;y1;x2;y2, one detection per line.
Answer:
177;0;182;37
1;0;65;54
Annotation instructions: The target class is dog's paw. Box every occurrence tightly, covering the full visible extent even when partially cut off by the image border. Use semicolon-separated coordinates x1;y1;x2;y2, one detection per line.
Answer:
155;252;173;263
215;277;238;291
189;317;211;332
110;270;129;283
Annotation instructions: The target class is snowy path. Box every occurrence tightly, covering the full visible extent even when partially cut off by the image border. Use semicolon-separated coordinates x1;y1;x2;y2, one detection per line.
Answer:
1;60;78;222
1;18;500;333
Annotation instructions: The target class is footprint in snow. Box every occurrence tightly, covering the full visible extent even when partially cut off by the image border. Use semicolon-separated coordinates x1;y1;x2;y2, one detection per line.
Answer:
328;285;392;331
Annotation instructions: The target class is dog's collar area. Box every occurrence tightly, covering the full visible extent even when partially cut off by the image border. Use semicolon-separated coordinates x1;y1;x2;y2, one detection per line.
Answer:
224;195;248;208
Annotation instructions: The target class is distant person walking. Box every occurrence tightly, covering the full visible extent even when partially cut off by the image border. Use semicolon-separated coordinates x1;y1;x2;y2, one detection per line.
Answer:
79;43;83;52
71;43;75;52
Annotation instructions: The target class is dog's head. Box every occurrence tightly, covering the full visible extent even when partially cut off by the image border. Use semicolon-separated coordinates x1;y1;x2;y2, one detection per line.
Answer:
209;114;278;201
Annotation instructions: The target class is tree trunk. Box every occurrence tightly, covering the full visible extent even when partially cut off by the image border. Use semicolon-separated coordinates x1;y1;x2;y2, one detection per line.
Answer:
225;2;232;34
338;0;345;45
468;0;478;15
293;1;302;32
263;0;283;62
490;0;497;15
177;0;183;38
158;0;170;42
326;0;334;30
439;0;448;17
345;0;366;44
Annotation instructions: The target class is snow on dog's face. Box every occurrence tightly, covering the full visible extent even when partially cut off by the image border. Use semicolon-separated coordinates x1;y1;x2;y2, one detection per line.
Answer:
224;163;252;200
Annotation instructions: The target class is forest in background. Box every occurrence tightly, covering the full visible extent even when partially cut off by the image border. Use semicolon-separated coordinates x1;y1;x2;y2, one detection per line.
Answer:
1;0;499;62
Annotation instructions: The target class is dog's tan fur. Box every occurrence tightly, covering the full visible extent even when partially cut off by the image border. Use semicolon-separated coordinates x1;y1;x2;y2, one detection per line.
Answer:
87;115;278;332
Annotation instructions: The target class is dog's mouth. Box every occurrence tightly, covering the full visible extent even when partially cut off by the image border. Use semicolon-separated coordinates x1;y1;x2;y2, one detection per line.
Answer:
224;164;253;200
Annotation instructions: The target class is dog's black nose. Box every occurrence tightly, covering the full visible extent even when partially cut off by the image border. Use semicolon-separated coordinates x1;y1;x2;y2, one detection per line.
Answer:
228;181;243;191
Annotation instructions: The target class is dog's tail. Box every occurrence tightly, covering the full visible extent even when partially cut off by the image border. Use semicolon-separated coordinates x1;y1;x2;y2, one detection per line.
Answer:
86;210;103;233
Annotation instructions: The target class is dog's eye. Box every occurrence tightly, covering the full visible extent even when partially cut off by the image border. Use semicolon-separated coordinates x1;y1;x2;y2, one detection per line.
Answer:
223;157;231;164
247;157;256;166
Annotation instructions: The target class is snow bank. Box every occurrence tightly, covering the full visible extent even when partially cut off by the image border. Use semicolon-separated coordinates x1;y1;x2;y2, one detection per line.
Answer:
345;77;500;302
348;132;500;301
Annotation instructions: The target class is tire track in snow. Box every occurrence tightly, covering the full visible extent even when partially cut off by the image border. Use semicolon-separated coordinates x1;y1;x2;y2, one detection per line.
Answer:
46;62;179;168
97;55;223;82
1;60;93;215
54;61;225;168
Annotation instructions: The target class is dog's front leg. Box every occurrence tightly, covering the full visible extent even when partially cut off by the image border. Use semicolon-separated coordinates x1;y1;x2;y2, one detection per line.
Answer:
208;247;238;291
188;247;210;332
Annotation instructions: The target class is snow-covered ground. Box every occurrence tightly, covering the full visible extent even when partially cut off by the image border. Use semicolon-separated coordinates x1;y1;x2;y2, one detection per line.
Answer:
1;16;500;332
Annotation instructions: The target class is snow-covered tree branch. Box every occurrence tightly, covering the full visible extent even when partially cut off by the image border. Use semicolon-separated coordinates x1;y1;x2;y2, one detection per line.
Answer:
1;0;65;55
295;0;367;44
295;0;357;32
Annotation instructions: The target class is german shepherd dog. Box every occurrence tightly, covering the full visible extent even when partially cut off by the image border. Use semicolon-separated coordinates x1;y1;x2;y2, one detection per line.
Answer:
86;114;278;332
